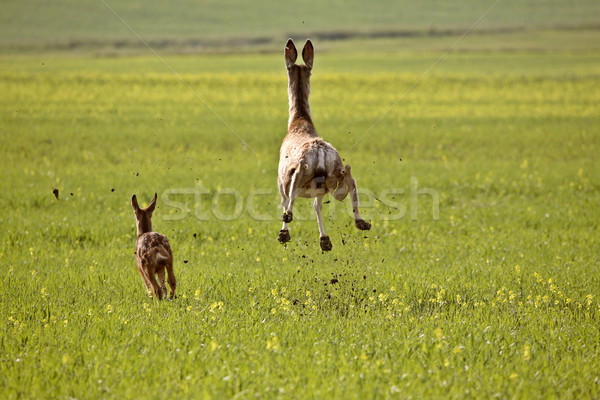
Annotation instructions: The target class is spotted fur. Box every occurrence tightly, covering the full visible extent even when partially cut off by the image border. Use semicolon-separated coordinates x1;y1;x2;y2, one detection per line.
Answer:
132;193;176;300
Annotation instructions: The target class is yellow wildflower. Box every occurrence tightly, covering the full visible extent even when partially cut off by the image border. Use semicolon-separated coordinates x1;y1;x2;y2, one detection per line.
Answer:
267;336;280;351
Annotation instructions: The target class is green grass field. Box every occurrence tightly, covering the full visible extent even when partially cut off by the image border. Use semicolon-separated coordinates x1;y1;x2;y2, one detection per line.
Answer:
2;1;600;399
2;0;600;54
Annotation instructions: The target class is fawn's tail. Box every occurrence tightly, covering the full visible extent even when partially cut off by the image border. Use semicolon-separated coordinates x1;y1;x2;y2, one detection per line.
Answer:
156;252;170;266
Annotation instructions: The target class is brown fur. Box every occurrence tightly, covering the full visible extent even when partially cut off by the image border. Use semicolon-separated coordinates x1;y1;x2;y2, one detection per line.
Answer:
277;39;371;251
132;193;176;300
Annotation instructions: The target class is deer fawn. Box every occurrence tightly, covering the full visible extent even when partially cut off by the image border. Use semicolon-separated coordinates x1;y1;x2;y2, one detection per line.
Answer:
277;39;371;251
131;193;176;300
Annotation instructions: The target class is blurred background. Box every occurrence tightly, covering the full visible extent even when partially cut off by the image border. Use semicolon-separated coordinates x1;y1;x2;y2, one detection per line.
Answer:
2;0;599;55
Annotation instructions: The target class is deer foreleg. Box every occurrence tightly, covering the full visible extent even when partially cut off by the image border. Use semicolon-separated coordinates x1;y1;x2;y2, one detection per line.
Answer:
278;182;292;243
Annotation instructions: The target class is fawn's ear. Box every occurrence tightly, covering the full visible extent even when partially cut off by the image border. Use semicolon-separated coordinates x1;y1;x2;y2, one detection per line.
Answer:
146;193;157;213
285;38;297;70
302;39;314;69
131;194;140;211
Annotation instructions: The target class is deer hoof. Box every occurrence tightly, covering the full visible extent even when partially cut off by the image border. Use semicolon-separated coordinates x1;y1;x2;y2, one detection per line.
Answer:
278;229;291;243
282;212;293;223
320;236;333;251
355;219;371;230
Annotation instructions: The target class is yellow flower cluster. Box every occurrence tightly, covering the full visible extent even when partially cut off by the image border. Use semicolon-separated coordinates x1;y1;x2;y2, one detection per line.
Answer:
260;269;598;322
267;286;303;316
209;301;224;313
7;315;25;331
266;335;280;352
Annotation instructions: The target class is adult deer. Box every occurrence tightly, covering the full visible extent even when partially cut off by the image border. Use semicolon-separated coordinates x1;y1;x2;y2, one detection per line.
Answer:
277;39;371;251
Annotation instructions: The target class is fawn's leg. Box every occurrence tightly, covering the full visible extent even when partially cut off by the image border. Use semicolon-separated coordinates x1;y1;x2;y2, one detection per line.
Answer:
314;196;332;251
342;165;372;231
147;272;163;300
157;268;168;300
166;262;177;299
137;264;154;297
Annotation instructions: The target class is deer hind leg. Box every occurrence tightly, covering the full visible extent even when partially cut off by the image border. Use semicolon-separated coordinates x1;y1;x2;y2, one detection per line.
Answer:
166;261;177;299
278;181;291;243
314;196;332;251
147;272;163;300
342;165;372;231
137;263;154;297
283;167;302;223
157;267;168;300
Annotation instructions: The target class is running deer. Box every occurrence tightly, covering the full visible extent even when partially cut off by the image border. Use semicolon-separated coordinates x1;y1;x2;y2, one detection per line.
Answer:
131;193;176;299
277;39;371;251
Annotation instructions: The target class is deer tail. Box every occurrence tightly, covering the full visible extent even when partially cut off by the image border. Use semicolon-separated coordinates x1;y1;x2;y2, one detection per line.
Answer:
155;252;169;266
315;147;327;178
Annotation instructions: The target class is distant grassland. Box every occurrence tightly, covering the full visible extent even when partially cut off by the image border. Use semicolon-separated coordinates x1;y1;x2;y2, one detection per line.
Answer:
2;0;600;397
1;49;599;398
2;0;600;54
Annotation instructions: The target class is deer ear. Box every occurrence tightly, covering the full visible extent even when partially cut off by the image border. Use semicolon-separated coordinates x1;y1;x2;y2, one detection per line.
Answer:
131;194;139;211
302;39;314;69
147;193;157;213
285;38;297;69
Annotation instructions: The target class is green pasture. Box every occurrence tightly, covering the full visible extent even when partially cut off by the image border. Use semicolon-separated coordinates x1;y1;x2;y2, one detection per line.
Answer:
10;0;599;42
2;0;600;54
2;0;600;398
1;48;599;398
